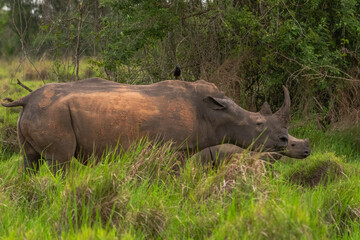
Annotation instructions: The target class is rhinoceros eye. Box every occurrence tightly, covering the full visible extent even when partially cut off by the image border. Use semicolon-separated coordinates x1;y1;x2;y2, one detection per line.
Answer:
291;143;296;147
256;122;263;126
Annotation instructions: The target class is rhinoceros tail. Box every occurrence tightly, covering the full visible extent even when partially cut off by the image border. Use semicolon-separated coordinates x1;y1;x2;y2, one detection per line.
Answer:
1;97;26;107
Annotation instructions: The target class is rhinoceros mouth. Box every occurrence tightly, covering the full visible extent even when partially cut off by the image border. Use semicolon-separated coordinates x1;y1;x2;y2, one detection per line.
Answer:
302;151;311;158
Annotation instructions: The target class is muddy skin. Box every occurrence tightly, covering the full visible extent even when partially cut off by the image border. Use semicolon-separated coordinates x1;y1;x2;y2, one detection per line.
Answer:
2;78;291;174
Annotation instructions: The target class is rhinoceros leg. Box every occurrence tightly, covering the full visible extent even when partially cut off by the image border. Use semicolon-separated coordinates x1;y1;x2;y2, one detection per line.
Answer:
19;130;73;175
20;105;77;174
22;142;41;174
41;130;76;174
18;128;41;174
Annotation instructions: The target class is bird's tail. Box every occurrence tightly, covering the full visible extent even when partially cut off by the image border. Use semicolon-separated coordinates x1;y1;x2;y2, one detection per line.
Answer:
174;65;181;80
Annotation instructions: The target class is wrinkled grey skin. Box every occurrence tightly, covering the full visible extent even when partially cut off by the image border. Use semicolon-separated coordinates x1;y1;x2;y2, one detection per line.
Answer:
194;135;311;167
1;78;291;173
194;101;311;167
258;101;310;159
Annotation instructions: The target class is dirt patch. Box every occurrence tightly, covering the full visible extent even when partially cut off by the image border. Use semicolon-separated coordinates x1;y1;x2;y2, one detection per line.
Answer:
288;160;344;187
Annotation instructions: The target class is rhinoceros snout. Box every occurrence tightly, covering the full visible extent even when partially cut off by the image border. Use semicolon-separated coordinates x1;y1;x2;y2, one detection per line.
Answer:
303;149;311;158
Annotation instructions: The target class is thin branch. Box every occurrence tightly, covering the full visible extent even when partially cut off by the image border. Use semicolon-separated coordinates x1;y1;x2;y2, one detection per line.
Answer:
281;0;305;37
11;0;44;84
313;96;324;111
75;2;90;80
175;36;188;63
277;52;359;82
17;79;33;92
182;9;210;19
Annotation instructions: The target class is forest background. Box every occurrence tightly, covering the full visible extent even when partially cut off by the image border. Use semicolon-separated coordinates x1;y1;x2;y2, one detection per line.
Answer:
1;0;359;123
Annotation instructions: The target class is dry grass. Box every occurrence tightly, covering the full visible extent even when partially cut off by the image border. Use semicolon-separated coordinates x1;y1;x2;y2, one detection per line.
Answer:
131;208;168;238
196;152;271;201
62;176;130;229
332;77;360;128
1;57;96;83
203;57;248;107
0;123;18;154
124;140;180;183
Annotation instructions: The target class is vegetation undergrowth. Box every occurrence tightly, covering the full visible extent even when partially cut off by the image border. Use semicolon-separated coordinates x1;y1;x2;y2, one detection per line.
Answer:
0;124;359;239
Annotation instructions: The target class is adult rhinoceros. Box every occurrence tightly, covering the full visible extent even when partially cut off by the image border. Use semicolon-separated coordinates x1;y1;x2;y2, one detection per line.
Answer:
1;78;290;173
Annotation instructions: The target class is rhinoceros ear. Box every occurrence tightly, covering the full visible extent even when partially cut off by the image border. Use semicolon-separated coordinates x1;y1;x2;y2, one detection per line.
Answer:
203;96;226;110
259;101;273;116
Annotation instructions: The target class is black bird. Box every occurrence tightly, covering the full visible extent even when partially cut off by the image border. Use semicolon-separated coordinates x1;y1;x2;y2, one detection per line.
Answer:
174;65;181;80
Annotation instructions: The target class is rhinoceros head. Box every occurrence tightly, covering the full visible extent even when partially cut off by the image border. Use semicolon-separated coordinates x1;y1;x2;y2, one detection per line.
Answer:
202;86;290;151
259;99;310;158
283;136;311;158
259;98;310;159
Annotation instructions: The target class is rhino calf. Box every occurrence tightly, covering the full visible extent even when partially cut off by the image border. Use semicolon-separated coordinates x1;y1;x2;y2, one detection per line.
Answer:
1;78;291;174
194;135;311;168
282;135;311;159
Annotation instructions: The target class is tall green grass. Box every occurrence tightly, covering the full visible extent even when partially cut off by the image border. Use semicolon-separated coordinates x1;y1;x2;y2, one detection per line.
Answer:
0;134;359;239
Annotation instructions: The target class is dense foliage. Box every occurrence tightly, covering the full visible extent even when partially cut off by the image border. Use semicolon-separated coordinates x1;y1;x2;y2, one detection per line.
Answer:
1;0;359;123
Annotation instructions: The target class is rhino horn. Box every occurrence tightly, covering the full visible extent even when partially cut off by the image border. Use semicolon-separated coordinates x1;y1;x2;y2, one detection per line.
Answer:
274;86;291;127
259;101;272;116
